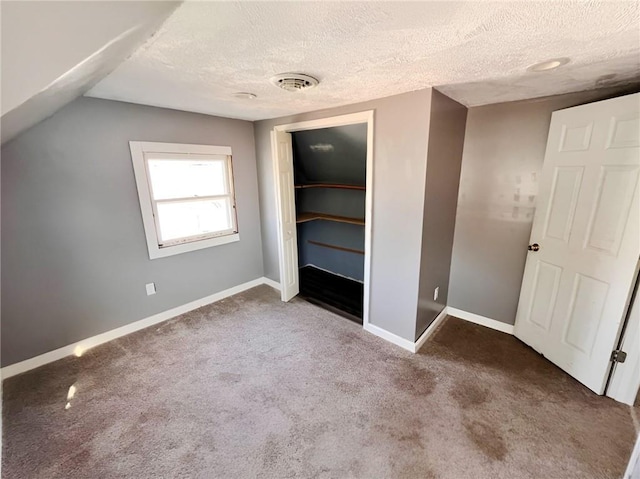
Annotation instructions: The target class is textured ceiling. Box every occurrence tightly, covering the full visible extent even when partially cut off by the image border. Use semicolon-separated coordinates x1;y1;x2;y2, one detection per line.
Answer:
87;1;640;120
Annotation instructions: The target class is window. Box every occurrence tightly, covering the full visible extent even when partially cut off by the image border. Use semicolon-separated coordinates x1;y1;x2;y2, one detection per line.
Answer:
129;141;239;259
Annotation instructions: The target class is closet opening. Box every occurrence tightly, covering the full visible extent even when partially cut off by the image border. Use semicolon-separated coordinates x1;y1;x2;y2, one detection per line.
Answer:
271;111;373;327
292;124;367;323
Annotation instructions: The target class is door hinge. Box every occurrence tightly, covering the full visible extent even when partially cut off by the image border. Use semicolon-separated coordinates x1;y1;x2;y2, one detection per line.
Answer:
611;350;627;363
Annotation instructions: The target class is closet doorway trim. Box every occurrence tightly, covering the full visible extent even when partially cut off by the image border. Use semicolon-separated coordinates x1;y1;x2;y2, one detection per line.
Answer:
271;110;374;328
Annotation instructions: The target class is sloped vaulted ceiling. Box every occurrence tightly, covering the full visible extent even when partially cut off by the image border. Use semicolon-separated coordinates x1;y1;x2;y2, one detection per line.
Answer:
0;1;179;144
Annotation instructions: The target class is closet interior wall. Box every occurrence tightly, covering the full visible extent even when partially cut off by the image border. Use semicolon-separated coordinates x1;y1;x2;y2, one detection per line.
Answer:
292;124;367;321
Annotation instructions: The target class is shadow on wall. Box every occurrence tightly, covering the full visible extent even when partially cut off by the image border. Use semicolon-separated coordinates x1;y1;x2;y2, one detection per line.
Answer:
452;210;533;323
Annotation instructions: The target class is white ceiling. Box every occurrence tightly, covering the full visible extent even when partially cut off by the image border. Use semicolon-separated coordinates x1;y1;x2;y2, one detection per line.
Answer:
87;1;640;121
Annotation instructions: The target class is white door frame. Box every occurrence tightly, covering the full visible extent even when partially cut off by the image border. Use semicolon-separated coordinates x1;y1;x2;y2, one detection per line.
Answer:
624;434;640;479
271;110;374;328
605;264;640;405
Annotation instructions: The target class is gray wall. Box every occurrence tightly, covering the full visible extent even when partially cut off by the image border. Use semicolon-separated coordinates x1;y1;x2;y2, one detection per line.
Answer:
448;88;638;325
1;97;264;366
254;89;433;341
416;90;467;339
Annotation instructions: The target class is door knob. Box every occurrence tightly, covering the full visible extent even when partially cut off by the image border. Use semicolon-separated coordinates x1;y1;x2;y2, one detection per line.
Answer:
528;243;540;252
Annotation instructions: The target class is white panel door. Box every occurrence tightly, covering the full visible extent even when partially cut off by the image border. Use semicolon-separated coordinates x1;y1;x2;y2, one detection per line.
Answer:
515;93;640;394
271;129;299;301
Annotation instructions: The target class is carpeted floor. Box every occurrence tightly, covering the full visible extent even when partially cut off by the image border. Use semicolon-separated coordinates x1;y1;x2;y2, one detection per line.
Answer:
3;285;638;478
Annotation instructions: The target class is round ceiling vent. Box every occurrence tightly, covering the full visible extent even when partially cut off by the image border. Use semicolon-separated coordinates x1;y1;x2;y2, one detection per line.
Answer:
270;73;319;92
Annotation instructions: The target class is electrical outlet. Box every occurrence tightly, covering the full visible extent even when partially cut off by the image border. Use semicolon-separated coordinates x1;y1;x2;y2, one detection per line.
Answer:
434;287;439;301
146;283;156;296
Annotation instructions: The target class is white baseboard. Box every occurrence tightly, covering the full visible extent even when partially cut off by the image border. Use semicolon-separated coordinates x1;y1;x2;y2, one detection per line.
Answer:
363;323;416;352
1;277;280;380
414;307;449;352
364;307;449;354
2;284;515;380
262;277;281;291
624;434;640;479
446;307;514;334
364;306;512;355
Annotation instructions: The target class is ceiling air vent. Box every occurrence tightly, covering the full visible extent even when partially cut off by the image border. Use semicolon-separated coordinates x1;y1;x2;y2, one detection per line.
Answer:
270;73;319;92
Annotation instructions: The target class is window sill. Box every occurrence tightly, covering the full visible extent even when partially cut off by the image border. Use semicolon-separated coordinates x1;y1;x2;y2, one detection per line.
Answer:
148;233;240;259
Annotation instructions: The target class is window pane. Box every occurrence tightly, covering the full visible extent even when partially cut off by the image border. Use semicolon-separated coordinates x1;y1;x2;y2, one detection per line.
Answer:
148;159;227;200
156;198;234;243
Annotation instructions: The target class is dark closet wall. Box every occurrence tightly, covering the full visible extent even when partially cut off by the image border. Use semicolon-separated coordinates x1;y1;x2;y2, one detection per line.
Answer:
293;124;367;281
292;124;367;185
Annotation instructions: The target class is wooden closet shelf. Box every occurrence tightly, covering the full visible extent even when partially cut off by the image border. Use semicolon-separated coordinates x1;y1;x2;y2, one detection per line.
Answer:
308;240;365;255
295;183;365;191
296;212;365;226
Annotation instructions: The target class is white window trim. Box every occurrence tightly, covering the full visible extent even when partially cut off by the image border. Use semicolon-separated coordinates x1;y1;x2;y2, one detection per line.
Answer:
129;141;240;260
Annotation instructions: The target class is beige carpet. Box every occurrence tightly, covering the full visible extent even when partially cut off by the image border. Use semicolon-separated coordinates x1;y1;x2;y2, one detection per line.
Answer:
2;285;638;478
